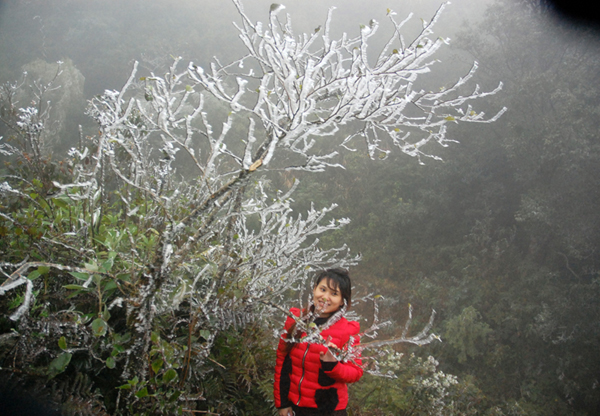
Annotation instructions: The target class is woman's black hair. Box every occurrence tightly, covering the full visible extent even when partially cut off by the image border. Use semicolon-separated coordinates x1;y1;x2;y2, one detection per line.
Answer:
313;268;352;308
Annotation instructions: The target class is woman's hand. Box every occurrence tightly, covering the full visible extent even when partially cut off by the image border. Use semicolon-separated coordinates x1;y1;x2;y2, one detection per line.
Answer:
319;342;339;362
278;407;293;416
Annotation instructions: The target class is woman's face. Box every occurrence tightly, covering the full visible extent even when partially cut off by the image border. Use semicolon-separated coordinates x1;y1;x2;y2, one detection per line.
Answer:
312;278;343;317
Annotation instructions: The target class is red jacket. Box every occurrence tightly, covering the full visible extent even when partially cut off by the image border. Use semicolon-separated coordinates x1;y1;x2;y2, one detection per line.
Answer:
274;308;363;412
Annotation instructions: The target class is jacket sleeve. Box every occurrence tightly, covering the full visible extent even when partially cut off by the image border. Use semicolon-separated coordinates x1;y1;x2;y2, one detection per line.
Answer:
273;309;298;408
323;321;363;384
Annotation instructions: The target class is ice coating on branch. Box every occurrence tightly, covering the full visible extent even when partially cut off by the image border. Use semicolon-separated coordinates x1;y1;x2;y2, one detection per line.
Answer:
271;294;439;366
0;136;14;155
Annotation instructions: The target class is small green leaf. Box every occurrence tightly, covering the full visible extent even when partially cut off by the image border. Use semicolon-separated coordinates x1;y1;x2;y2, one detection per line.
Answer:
64;284;88;290
102;308;111;322
102;280;117;292
92;318;108;337
106;356;116;369
162;368;178;384
116;273;131;282
58;336;67;350
93;274;103;286
115;332;131;344
69;271;89;281
100;257;114;273
53;198;68;209
169;390;181;403
39;198;51;212
135;387;149;398
48;352;72;377
27;270;41;280
37;266;50;275
152;358;164;373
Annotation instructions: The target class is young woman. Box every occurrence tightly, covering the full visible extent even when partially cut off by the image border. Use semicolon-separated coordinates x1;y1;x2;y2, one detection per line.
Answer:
274;268;363;416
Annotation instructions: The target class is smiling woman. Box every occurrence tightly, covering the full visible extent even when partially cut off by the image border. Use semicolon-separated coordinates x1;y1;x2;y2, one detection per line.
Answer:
312;270;351;317
274;269;362;416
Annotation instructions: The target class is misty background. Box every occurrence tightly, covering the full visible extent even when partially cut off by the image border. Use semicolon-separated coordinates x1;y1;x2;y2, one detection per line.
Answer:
1;0;600;414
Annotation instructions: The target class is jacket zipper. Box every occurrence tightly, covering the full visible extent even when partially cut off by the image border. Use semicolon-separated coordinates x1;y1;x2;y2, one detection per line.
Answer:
296;346;310;405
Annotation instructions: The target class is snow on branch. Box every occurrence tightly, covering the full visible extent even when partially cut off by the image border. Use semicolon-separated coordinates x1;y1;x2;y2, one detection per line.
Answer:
185;0;506;166
264;295;440;370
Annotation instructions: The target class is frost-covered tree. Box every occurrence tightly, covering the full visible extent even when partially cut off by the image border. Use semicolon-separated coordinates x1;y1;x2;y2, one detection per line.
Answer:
0;1;503;414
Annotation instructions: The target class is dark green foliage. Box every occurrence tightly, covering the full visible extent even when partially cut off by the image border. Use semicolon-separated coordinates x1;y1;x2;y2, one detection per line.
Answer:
0;151;277;415
348;351;487;416
197;325;276;415
0;79;277;414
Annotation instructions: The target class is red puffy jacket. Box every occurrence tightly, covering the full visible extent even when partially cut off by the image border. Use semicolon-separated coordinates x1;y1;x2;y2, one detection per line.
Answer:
274;308;363;412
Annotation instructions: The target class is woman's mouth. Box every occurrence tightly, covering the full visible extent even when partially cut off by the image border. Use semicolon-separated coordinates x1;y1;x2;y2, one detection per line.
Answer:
316;300;329;310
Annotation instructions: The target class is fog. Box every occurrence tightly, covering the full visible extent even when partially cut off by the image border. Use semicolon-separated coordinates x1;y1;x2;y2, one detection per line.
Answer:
0;0;493;94
1;0;600;414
